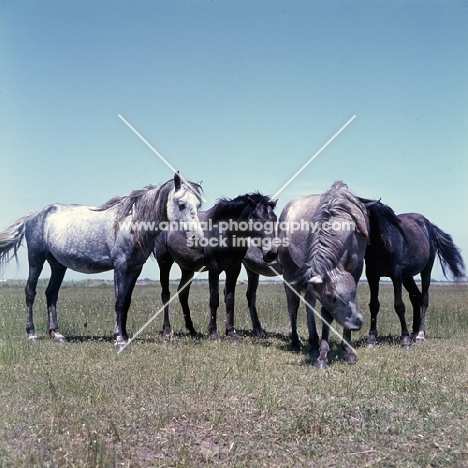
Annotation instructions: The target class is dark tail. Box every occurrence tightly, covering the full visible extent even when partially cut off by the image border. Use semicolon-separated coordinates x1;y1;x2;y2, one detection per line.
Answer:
0;213;34;265
431;223;465;280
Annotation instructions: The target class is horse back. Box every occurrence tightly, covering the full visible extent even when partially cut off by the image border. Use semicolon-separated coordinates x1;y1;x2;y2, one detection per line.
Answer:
367;212;433;278
278;195;322;268
25;204;134;273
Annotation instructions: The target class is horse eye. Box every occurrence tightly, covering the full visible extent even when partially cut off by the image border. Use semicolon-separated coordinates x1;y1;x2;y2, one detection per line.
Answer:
178;203;186;210
332;295;337;304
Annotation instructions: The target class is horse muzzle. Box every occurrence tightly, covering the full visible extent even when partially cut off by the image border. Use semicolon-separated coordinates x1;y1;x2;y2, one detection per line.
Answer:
344;310;363;331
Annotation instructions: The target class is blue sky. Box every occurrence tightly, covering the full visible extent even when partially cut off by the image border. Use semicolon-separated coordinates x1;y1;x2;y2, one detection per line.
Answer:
1;0;467;281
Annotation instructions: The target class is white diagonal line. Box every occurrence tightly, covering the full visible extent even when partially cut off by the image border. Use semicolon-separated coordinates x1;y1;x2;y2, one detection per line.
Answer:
117;266;206;354
268;265;357;355
271;115;356;200
118;114;207;202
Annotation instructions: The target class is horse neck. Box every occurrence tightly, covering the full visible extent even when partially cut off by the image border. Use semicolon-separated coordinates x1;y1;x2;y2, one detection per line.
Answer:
128;185;172;251
307;211;364;279
207;201;252;233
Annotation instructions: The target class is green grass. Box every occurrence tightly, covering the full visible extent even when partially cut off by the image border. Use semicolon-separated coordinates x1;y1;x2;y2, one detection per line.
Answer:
0;281;467;467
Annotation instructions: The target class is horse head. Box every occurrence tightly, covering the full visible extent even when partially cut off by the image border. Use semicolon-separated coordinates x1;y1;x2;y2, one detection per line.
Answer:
308;270;363;331
247;194;278;263
167;172;205;243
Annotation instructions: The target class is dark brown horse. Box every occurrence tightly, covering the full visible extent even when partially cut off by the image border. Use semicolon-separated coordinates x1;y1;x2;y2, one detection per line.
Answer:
154;193;278;341
362;201;465;347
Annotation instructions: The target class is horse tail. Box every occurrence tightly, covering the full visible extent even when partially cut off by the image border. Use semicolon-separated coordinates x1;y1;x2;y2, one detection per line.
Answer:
0;213;34;265
431;223;465;280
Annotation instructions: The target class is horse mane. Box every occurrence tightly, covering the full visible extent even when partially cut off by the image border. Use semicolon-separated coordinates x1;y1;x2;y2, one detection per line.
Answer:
357;197;404;249
297;182;368;292
94;179;203;249
208;192;276;224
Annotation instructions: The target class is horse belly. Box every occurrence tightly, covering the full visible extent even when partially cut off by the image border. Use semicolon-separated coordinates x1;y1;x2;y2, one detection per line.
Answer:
45;208;115;273
50;241;114;273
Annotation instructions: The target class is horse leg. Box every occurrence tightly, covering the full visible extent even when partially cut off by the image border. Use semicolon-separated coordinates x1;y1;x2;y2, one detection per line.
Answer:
402;276;422;341
45;256;67;343
207;268;220;341
246;269;266;337
366;274;380;347
342;328;357;364
314;307;332;369
113;266;142;350
178;269;197;336
417;265;433;343
391;277;411;347
159;259;174;338
283;282;302;351
304;288;319;359
25;251;47;343
224;263;242;341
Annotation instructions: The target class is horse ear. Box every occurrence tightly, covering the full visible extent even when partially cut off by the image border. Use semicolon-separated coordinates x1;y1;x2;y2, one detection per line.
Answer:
363;198;381;209
308;275;323;285
174;171;181;191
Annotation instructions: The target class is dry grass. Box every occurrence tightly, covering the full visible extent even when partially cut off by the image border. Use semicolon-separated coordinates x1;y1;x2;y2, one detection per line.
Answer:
1;281;467;467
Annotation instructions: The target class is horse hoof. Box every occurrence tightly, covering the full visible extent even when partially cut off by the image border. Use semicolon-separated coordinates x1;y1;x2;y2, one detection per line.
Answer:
401;337;411;348
227;332;239;342
209;331;219;341
314;359;328;370
344;354;358;365
51;332;66;344
114;337;129;351
415;336;425;344
255;329;267;338
27;334;39;344
290;339;303;352
366;343;376;349
188;328;198;337
162;331;173;341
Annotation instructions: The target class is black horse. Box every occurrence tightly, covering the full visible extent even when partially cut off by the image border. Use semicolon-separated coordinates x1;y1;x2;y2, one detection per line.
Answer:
154;193;278;341
0;173;204;349
363;201;465;347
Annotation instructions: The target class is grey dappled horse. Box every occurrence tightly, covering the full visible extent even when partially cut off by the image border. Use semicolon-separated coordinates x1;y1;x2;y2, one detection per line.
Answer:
154;193;278;341
0;173;204;350
362;201;465;347
278;182;370;369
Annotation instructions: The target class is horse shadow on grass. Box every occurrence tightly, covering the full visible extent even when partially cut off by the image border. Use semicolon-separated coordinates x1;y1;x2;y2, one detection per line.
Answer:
64;334;175;345
354;334;438;348
229;328;353;367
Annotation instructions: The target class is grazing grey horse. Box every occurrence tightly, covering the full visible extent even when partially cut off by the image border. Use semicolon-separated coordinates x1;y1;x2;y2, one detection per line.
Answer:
154;193;278;341
278;182;369;368
0;173;204;350
362;200;465;347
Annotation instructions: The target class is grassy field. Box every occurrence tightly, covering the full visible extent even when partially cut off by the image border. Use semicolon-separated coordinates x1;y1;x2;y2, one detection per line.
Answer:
0;280;467;467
